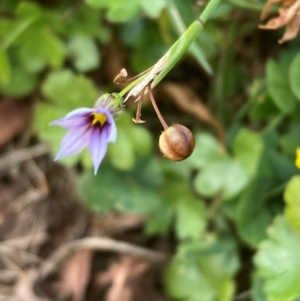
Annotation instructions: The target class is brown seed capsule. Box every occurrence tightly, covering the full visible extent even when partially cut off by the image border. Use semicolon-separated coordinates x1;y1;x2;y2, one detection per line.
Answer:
159;124;195;161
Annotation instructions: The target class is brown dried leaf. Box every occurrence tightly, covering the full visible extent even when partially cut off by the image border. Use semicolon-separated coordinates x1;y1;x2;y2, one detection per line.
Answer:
260;0;284;20
279;10;300;42
105;256;154;301
114;68;128;84
259;10;289;29
60;250;93;301
260;0;300;43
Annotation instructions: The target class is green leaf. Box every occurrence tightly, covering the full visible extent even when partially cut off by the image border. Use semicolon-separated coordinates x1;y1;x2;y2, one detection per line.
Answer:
192;132;251;200
85;0;110;8
148;170;207;239
175;196;206;240
255;215;300;301
165;238;239;301
0;47;11;84
17;26;66;72
237;179;275;246
120;19;168;73
188;133;226;169
106;0;140;22
227;0;265;10
280;122;300;157
107;114;153;170
141;0;166;18
249;82;278;122
145;202;173;235
165;256;215;301
266;59;297;113
61;5;108;40
107;126;136;170
1;0;21;12
289;52;300;100
267;148;297;181
251;273;268;301
15;1;43;17
42;69;98;110
87;0;163;22
2;12;40;49
194;159;249;200
284;176;300;230
68;35;100;72
233;129;264;177
127;125;153;156
79;159;161;213
0;63;37;97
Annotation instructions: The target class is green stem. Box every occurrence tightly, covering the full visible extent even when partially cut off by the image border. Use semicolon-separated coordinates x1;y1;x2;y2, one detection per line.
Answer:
119;0;221;97
262;114;285;134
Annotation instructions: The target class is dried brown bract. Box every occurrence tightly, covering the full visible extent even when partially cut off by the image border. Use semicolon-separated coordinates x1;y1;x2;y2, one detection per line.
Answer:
259;0;300;43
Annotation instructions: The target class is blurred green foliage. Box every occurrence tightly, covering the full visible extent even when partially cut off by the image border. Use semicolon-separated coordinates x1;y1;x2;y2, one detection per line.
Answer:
1;0;300;301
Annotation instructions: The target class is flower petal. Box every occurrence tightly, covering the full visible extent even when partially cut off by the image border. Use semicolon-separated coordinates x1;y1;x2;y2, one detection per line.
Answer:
50;108;93;128
106;112;117;142
55;125;91;160
89;126;109;174
65;108;94;118
93;107;117;142
50;115;89;129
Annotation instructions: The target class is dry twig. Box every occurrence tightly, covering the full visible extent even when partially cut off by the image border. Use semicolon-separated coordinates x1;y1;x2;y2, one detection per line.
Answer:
0;144;50;171
38;237;168;279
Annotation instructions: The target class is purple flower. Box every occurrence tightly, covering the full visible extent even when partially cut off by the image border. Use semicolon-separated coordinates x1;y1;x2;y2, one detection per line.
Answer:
50;94;122;174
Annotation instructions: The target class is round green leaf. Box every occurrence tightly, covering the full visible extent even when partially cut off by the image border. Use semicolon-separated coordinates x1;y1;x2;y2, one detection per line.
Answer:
255;215;300;301
107;127;136;170
188;133;226;169
194;159;248;199
0;64;37;97
79;161;160;213
284;176;300;230
141;0;166;18
68;35;100;72
237;179;274;246
165;257;215;301
266;59;297;113
233;129;264;177
128;125;153;156
42;69;98;109
175;196;207;239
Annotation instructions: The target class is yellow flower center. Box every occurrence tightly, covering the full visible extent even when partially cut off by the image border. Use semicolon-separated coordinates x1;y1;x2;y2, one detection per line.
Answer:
296;148;300;169
90;112;107;127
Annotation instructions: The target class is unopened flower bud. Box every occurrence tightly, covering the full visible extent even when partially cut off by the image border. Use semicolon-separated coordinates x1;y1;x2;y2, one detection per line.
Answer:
93;93;123;118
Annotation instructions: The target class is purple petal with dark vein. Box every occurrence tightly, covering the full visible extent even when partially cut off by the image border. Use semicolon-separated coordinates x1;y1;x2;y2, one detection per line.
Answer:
65;108;93;118
106;115;117;142
50;108;93;128
89;126;109;174
50;115;89;129
94;107;117;142
55;125;91;160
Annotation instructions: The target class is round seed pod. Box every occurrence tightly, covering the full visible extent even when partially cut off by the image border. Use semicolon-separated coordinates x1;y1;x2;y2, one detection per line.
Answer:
159;124;195;161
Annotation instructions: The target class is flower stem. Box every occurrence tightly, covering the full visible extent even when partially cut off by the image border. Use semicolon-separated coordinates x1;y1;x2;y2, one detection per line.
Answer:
119;0;221;97
147;85;169;130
